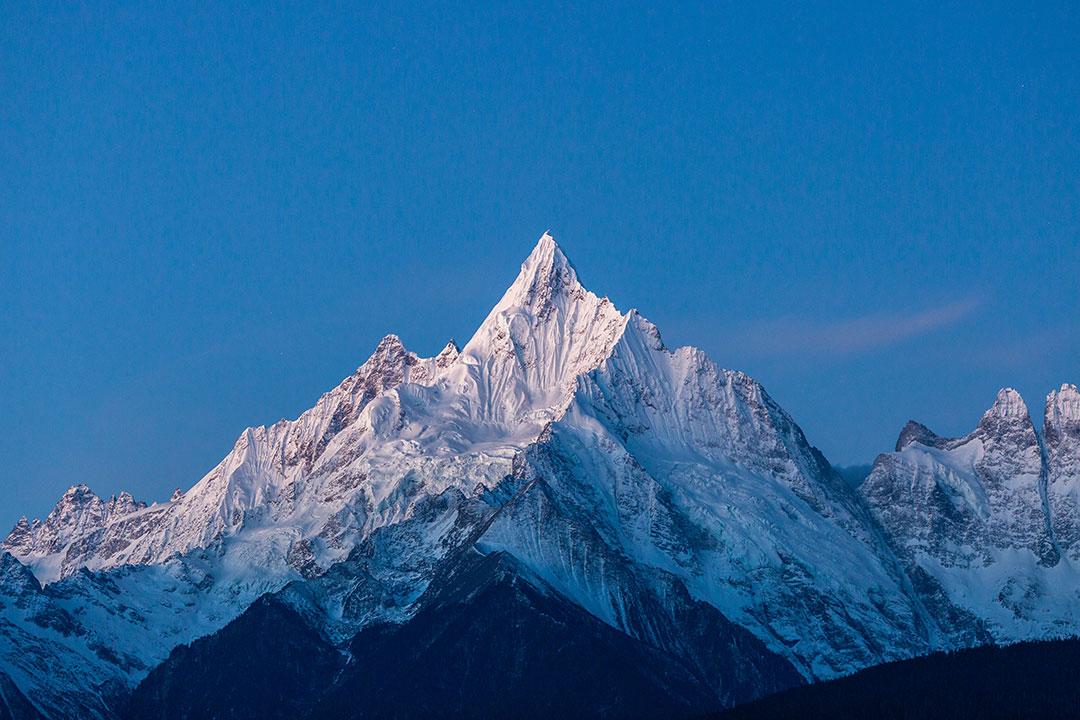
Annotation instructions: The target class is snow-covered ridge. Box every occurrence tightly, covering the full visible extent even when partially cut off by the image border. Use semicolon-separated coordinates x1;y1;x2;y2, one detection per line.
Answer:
3;486;148;581
3;331;458;582
861;384;1080;639
1046;383;1080;435
1;233;632;583
454;231;628;426
1047;384;1080;559
2;232;1079;718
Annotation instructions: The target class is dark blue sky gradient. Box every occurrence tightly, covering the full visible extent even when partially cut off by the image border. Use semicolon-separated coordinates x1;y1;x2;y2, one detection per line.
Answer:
2;3;1078;528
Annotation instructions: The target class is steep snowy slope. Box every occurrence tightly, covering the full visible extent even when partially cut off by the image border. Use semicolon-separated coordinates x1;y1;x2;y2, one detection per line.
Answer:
127;551;801;720
477;312;939;677
0;234;686;715
4;333;462;584
1047;384;1080;558
0;552;121;720
3;232;1079;718
861;389;1077;640
453;231;626;425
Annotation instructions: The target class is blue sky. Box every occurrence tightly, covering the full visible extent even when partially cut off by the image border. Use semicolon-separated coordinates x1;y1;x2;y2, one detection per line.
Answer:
1;3;1078;528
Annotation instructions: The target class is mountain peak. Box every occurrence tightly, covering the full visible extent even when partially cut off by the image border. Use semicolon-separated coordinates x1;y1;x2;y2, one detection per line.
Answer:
524;230;568;271
1046;384;1080;451
374;333;406;353
983;387;1030;420
356;334;412;377
973;387;1035;449
497;231;583;318
62;483;97;500
456;231;626;424
1047;384;1080;425
435;339;460;367
895;420;945;451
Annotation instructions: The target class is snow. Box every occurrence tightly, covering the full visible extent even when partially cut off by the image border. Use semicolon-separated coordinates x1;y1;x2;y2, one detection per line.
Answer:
2;232;1079;714
862;384;1080;645
1047;384;1080;560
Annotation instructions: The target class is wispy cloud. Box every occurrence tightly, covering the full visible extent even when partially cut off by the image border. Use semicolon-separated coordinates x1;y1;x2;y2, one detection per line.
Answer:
737;298;983;357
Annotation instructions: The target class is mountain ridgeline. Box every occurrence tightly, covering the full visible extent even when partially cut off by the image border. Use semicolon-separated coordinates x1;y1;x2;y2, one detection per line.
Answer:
2;234;1078;719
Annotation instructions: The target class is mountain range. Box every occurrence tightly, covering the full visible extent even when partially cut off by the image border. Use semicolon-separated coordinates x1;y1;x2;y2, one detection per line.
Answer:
2;233;1078;718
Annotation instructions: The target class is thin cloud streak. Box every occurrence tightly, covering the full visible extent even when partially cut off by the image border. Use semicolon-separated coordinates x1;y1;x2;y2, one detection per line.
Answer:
737;298;983;357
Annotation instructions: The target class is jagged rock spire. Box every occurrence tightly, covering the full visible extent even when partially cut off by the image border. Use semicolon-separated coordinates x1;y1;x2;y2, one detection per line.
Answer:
864;385;1057;578
457;232;626;424
1046;384;1080;444
477;231;584;323
1047;384;1080;558
894;420;945;451
977;387;1031;428
435;339;460;368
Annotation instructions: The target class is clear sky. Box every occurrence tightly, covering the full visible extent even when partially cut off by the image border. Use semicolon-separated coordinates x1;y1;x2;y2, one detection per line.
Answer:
2;3;1078;529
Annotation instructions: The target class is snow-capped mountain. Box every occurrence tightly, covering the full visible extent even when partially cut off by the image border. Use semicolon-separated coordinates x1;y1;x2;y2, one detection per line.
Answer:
862;388;1053;570
862;387;1080;640
1047;384;1080;559
2;233;1078;719
4;487;146;582
477;310;935;677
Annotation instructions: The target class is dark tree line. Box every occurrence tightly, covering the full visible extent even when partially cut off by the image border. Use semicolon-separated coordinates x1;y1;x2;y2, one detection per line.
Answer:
719;638;1080;720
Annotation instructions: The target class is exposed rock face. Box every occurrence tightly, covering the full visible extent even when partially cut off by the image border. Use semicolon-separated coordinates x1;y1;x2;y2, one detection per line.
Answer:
972;389;1055;565
4;487;146;573
1047;384;1080;558
895;421;947;452
1;233;1078;719
0;552;121;720
860;387;1080;640
864;389;1051;568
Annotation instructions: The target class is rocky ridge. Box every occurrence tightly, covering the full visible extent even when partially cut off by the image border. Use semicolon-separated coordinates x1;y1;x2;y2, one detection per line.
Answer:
1;233;1078;718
